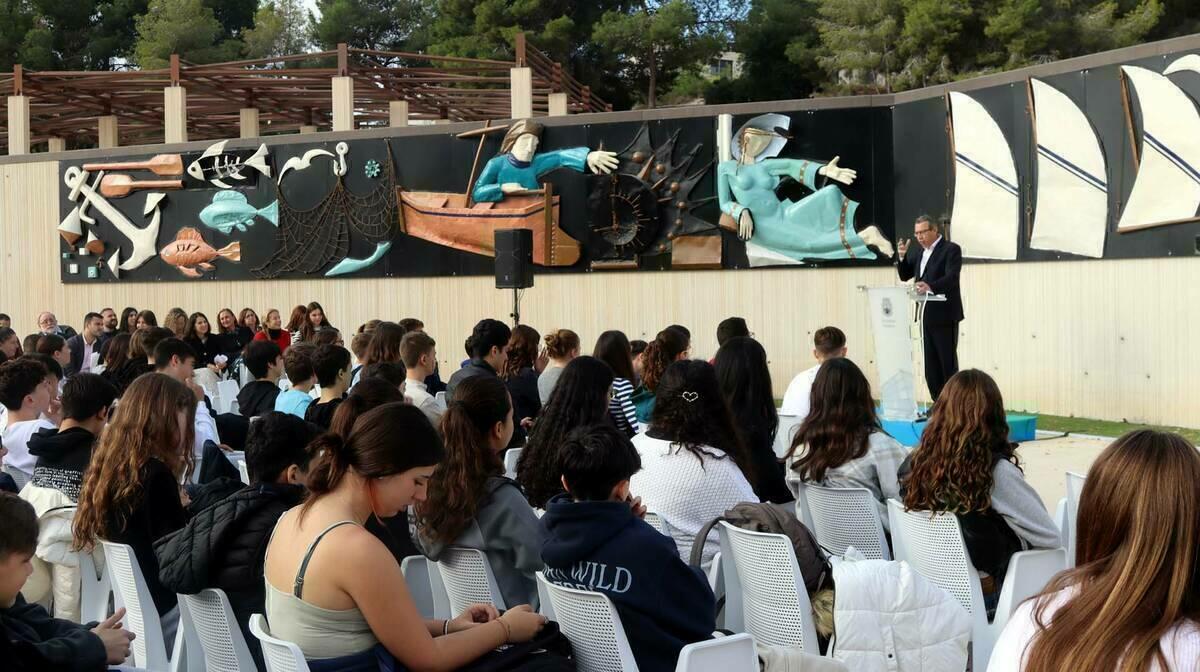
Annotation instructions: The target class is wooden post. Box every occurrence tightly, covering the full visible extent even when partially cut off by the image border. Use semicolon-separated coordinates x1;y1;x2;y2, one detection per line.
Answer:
548;92;569;116
98;116;119;148
7;95;29;155
332;76;354;131
239;108;260;138
163;85;188;143
47;137;66;153
514;33;526;67
582;85;592;112
510;67;533;119
389;100;409;127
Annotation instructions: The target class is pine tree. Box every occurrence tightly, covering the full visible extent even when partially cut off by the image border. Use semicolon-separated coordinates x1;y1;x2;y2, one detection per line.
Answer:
243;0;311;59
812;0;903;94
133;0;238;68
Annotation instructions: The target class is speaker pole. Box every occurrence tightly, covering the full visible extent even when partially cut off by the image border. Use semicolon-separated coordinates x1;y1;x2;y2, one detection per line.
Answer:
510;287;521;326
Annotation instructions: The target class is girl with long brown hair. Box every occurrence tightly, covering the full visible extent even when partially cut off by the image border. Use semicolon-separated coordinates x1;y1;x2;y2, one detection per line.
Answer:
298;301;331;343
631;326;690;423
263;402;546;668
72;374;197;631
413;375;542;609
785;357;907;522
360;321;405;369
900;369;1058;599
990;429;1200;671
501;324;542;444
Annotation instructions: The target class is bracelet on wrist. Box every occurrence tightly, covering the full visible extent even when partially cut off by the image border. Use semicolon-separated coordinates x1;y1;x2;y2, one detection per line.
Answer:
497;618;511;644
442;619;450;635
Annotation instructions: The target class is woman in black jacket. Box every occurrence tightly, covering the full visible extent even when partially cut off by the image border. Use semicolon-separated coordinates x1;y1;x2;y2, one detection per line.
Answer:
183;312;225;375
500;324;542;446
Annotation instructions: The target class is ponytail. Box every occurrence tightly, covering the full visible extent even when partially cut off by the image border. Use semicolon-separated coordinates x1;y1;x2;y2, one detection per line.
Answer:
641;328;689;392
303;434;350;502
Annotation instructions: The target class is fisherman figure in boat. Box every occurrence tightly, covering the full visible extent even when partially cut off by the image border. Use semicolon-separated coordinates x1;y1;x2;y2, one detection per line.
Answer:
471;119;620;203
717;114;893;262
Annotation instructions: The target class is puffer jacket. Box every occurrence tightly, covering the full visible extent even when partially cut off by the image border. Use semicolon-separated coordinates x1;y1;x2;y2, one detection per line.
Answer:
154;482;304;670
830;558;970;671
18;485;80;622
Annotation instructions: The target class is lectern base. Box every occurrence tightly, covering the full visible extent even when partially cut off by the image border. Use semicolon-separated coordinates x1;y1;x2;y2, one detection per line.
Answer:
881;412;1038;447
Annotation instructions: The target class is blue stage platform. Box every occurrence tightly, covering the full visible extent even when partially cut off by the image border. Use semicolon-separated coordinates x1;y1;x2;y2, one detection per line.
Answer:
881;413;1038;447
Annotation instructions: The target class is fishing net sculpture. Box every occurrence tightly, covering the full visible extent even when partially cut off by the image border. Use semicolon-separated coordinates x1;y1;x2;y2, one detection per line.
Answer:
253;140;396;278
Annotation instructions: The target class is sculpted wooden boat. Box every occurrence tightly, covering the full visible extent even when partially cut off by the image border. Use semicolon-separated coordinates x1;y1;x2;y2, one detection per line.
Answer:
396;184;581;267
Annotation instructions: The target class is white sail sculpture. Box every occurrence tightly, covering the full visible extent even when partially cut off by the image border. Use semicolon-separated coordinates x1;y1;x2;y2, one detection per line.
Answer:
947;91;1019;259
1028;79;1108;258
1117;65;1200;232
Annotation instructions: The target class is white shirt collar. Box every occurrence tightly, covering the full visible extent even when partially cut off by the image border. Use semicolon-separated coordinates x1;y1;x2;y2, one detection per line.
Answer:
405;379;428;392
923;236;942;255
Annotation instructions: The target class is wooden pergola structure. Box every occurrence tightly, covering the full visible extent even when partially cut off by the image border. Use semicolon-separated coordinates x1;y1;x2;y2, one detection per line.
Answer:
1;35;611;152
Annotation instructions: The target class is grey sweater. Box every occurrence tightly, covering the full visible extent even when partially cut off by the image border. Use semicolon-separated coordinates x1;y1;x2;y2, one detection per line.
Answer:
414;476;543;609
537;365;566;405
989;460;1061;550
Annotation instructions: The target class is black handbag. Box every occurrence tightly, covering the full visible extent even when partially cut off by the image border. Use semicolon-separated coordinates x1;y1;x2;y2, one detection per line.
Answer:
459;620;575;672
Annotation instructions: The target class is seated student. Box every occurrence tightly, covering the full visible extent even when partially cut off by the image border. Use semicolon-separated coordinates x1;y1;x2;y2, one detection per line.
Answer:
537;328;579;405
0;358;58;483
592;330;640;436
781;326;846;418
413;375;541;609
348;331;372;388
400;318;447;395
400;331;443;427
501;325;542;442
631;360;757;568
73;374;197;643
106;327;169;397
156;412;321;671
263;402;547;669
362;361;405;390
714;337;793;504
183;312;225;375
542;424;716;672
630;327;690;423
236;340;283;418
899;369;1059;603
990;430;1200;671
34;335;71;387
786;358;907;528
20;374;116;621
154;338;220;482
517;356;617;509
275;342;317;419
253;308;292;354
304;344;351;430
0;493;136;672
447;319;510;402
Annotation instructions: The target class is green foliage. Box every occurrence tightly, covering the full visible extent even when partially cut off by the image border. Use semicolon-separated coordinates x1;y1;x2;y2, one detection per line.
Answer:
204;0;256;39
704;0;818;103
309;0;431;52
133;0;237;68
243;0;311;59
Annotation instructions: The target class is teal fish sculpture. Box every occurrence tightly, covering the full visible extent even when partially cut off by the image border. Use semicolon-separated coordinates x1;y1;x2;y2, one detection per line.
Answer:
199;191;279;234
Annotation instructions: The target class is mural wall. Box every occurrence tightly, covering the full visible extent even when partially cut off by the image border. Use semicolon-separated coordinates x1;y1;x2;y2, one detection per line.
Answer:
57;48;1200;283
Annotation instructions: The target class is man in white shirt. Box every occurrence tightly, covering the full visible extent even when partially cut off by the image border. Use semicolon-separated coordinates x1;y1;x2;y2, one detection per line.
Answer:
781;326;847;419
65;312;104;377
400;330;444;428
152;338;220;482
0;358;60;481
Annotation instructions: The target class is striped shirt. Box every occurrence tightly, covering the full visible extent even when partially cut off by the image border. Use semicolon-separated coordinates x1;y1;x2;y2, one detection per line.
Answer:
609;377;639;436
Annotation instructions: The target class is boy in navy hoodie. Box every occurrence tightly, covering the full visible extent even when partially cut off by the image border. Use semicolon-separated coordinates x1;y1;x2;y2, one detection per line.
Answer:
540;424;715;672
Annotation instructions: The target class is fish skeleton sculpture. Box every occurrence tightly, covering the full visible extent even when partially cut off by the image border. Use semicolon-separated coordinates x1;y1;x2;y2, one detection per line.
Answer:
160;227;241;277
186;140;271;188
200;191;279;234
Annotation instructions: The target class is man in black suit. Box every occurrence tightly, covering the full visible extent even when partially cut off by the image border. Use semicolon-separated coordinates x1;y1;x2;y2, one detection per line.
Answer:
64;312;104;378
896;215;963;401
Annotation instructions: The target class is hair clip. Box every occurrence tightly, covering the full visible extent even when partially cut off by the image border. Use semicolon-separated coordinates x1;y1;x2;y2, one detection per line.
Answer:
681;391;699;403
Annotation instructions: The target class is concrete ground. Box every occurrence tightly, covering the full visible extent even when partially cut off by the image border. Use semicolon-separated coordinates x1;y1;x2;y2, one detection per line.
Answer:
1015;434;1110;512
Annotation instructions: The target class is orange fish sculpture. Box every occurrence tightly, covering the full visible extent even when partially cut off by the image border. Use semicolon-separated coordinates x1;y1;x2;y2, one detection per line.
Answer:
159;227;241;278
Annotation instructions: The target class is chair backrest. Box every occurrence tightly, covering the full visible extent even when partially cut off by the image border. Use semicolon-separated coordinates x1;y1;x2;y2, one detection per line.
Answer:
101;541;170;670
237;459;250;485
78;544;113;624
773;414;803;459
400;555;437;619
179;588;257;672
249;614;310;672
216;380;241;415
886;501;985;621
503;447;522;480
434;391;447;410
804;484;891;560
537;573;638;672
717;522;818;649
642;512;669;536
675;633;759;672
1064;471;1086;567
436;547;506;614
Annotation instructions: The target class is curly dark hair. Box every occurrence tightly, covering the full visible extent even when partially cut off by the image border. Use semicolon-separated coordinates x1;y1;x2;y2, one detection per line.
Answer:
640;327;689;392
648;359;755;487
414;375;510;544
903;369;1017;513
517;356;614;508
502;324;540;380
785;358;880;482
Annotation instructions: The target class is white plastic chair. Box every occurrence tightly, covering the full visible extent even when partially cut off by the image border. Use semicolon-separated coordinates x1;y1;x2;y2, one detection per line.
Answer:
537;573;757;672
1064;471;1086;568
789;480;816;532
248;614;309;672
214;380;240;415
79;542;113;624
804;484;891;560
773;413;803;459
434;391;447;410
178;589;256;672
101;541;173;671
642;512;669;535
886;500;1066;669
434;547;506;615
503;447;522;480
400;555;437;619
716;522;820;650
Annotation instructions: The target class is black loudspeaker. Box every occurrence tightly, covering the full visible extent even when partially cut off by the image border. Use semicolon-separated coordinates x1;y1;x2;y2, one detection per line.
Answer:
495;229;534;289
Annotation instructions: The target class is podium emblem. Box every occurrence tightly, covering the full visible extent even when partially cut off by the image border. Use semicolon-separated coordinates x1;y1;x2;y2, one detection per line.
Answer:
882;297;893;317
